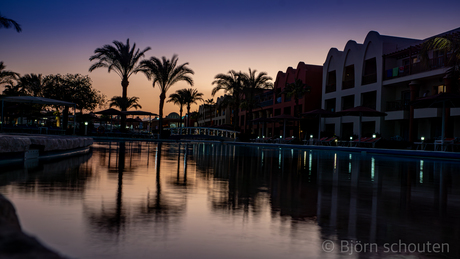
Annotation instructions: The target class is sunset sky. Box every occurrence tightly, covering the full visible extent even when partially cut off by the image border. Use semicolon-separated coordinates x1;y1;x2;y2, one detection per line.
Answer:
1;0;459;115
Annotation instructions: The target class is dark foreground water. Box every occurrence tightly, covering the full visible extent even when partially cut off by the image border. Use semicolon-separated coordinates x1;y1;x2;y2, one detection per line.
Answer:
1;141;459;259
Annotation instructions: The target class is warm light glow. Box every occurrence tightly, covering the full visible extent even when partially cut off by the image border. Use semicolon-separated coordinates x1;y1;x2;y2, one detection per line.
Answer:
372;134;376;138
421;136;425;141
84;122;88;126
350;136;353;140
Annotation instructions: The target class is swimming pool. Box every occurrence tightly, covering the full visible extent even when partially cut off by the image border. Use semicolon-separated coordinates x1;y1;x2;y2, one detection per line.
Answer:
1;141;459;258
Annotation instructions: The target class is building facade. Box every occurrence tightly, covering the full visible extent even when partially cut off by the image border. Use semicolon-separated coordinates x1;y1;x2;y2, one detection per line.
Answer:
197;95;232;127
322;27;460;141
239;62;323;139
382;28;460;142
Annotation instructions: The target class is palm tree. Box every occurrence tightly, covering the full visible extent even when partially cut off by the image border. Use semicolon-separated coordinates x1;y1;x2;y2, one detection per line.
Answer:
240;68;273;133
89;39;150;130
109;96;142;110
179;88;203;127
167;91;186;127
204;98;215;126
140;55;194;136
422;33;460;92
0;61;19;87
17;73;45;97
0;14;22;32
212;70;244;130
280;79;310;115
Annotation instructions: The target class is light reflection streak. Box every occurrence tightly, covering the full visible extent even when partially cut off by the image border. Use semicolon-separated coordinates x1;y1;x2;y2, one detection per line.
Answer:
371;157;375;181
420;160;424;183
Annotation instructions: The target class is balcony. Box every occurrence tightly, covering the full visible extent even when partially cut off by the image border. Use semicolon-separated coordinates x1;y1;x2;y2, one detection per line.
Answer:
385;110;409;121
414;108;441;119
384;57;449;80
386;100;409;112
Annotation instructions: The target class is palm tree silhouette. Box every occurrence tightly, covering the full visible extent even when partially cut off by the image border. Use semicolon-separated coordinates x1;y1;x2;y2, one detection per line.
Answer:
0;61;20;87
16;73;45;97
281;79;310;114
89;39;150;130
0;14;21;32
204;98;215;126
109;96;142;111
179;88;203;127
167;91;186;128
422;34;460;92
240;69;273;133
140;55;194;136
212;70;244;130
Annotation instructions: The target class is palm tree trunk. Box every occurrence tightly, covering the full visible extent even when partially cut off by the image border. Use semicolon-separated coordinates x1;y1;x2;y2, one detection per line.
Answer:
187;105;191;127
179;106;183;128
120;78;129;131
63;106;69;134
159;93;165;138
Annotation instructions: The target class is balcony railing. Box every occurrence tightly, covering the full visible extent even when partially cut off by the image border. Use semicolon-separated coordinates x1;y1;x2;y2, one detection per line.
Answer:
384;57;450;80
386;100;410;111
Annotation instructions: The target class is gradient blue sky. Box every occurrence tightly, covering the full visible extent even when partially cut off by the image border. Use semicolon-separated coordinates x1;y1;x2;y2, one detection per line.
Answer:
1;0;459;115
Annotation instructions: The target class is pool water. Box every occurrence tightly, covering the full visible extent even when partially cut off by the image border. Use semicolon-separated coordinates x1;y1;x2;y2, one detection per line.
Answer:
1;141;459;259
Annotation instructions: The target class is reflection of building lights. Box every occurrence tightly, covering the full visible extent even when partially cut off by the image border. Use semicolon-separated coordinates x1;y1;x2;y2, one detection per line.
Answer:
261;151;264;166
371;157;375;181
278;150;282;169
420;160;424;183
308;151;312;175
303;151;307;169
349;154;352;174
334;153;337;170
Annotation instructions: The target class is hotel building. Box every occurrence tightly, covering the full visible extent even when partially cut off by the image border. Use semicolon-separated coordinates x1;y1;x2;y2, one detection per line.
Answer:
322;27;460;141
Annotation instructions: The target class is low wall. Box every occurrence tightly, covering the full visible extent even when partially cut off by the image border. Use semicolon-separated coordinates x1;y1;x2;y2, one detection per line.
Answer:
0;134;93;153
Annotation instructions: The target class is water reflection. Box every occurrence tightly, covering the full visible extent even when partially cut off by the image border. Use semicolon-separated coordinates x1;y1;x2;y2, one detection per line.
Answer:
0;142;459;259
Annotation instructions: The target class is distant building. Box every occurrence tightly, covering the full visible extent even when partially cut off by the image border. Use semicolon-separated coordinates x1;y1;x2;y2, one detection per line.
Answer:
197;95;232;127
239;62;323;138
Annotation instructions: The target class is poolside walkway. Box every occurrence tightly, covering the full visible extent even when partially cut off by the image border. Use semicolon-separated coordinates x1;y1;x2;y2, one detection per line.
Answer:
229;141;460;160
2;133;459;163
